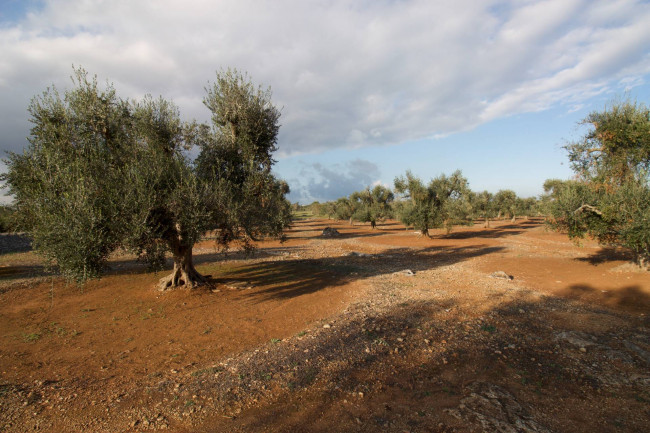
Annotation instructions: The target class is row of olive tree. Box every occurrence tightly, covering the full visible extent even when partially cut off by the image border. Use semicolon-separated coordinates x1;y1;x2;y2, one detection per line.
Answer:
310;99;650;268
2;68;292;289
308;173;543;236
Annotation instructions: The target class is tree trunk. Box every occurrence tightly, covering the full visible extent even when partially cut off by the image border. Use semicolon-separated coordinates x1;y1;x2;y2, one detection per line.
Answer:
370;220;376;229
484;216;490;228
158;244;207;291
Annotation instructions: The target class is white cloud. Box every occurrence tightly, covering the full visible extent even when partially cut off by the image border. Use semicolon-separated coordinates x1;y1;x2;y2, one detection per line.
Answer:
289;159;382;203
1;0;649;158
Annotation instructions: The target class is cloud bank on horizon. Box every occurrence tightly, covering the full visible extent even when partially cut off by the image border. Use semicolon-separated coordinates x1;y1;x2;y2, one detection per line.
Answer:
1;0;649;201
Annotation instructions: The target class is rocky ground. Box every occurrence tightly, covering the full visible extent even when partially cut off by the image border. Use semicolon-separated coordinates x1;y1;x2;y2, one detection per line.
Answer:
0;218;648;432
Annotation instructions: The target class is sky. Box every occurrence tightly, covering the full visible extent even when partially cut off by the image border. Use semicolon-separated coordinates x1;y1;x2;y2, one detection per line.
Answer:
1;0;649;204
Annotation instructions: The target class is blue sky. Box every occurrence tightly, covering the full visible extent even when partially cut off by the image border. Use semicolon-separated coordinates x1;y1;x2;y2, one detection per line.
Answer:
1;0;649;203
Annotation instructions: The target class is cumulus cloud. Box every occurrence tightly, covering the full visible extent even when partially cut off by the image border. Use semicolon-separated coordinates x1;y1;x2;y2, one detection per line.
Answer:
0;0;649;158
287;159;381;203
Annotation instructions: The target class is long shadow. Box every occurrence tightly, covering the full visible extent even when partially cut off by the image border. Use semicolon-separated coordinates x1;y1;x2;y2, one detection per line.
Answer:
285;219;408;240
560;283;650;312
214;245;504;302
197;288;650;433
0;265;52;293
284;230;394;241
442;221;542;240
576;246;634;265
288;227;407;241
0;234;32;255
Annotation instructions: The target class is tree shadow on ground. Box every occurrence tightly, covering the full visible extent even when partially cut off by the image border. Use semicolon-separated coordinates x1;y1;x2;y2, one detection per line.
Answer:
212;245;504;302
559;283;650;313
195;288;650;433
441;221;541;240
0;234;32;255
575;246;634;265
286;228;404;241
0;265;49;281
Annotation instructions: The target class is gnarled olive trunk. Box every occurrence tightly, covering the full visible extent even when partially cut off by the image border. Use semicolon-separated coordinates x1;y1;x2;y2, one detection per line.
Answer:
158;243;207;291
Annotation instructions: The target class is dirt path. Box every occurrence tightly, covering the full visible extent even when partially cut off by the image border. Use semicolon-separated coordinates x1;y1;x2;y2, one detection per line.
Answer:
1;218;648;432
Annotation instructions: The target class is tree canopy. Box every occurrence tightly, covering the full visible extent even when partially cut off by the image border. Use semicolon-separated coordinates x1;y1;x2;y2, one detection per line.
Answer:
394;170;471;236
548;99;650;268
565;99;650;186
3;68;291;288
350;185;394;229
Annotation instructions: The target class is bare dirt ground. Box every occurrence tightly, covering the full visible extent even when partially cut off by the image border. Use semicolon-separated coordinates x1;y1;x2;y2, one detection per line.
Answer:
1;218;649;432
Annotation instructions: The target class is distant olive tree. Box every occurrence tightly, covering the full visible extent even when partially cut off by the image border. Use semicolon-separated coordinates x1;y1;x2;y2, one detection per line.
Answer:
394;170;471;236
334;197;356;224
471;190;497;227
3;68;291;288
515;197;539;220
494;189;518;221
350;185;394;229
548;99;650;268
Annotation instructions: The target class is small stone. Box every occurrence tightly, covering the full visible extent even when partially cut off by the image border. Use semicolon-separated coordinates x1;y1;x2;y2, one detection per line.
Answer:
490;271;513;280
321;227;340;237
424;339;430;344
323;324;331;329
580;347;587;353
397;337;404;342
518;309;525;314
495;350;502;354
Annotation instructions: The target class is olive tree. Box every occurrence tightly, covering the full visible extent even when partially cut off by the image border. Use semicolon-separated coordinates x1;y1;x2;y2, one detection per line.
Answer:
334;197;356;224
394;170;471;236
3;68;291;289
548;99;650;268
494;189;517;221
471;190;497;227
350;185;394;229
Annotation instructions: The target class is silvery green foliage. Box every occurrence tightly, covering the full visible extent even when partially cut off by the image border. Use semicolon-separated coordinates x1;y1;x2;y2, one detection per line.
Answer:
350;185;394;229
548;100;650;267
394;170;471;236
3;68;291;285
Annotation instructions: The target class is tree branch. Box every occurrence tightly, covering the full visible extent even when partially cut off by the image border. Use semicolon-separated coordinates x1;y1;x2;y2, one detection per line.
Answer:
574;204;603;216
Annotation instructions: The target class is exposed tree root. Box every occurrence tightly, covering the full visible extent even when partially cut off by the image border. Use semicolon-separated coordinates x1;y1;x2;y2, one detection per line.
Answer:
158;264;208;291
157;245;210;291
